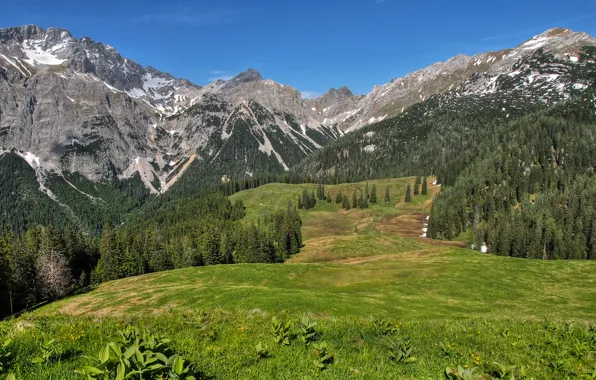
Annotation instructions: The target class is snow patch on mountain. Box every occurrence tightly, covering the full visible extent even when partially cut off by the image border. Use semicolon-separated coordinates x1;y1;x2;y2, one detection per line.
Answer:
16;151;41;168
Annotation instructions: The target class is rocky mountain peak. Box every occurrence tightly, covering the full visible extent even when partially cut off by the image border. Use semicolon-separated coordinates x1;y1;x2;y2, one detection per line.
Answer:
231;68;263;83
515;27;596;54
316;86;354;106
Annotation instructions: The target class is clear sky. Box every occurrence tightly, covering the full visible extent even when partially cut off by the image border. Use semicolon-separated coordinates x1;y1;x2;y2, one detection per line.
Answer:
1;0;595;97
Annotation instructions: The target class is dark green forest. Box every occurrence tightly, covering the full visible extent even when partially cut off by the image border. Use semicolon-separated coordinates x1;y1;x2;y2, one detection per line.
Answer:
0;192;302;318
428;91;596;260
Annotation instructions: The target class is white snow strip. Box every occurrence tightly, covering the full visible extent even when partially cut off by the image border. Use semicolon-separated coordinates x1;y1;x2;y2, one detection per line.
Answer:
0;54;28;77
520;36;548;51
102;81;122;93
14;59;32;76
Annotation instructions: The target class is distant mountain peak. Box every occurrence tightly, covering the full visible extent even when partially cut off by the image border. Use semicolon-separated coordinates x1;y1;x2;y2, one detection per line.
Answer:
320;86;354;100
232;68;263;83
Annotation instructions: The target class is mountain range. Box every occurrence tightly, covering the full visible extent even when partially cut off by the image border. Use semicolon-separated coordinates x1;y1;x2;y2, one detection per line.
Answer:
0;24;595;199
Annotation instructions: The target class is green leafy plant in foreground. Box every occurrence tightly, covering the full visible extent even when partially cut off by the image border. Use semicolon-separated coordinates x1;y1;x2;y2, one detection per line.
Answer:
296;314;317;346
374;318;399;336
31;336;57;365
75;327;198;379
312;341;334;371
254;342;270;359
445;365;483;380
0;339;16;380
270;317;291;346
489;361;518;379
0;339;12;372
386;336;416;364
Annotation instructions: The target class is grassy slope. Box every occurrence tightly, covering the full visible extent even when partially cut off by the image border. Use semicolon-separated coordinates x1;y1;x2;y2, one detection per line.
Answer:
5;178;596;379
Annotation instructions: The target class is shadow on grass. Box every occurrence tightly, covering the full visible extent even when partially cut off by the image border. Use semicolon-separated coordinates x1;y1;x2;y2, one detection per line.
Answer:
3;285;99;321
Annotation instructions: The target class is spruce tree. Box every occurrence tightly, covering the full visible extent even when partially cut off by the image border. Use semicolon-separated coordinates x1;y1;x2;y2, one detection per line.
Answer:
98;221;120;282
385;186;391;204
405;184;412;202
421;177;428;195
370;184;377;203
297;195;304;210
201;227;222;266
358;192;365;209
414;183;420;196
335;191;343;204
302;189;310;209
352;192;358;209
326;192;332;203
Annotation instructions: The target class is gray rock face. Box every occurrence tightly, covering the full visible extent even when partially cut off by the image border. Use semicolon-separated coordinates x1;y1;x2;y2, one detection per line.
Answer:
0;24;594;195
0;26;340;193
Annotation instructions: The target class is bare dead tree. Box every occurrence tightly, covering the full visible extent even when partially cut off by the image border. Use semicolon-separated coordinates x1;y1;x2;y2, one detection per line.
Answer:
37;248;72;300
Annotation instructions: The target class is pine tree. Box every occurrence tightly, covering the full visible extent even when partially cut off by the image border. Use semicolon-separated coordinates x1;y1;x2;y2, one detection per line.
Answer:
335;192;343;204
415;176;421;185
370;184;377;203
421;177;428;195
358;192;365;209
343;196;351;210
326;192;332;203
201;226;222;266
405;184;412;202
98;221;120;282
414;183;420;195
385;186;391;204
220;230;234;264
0;235;13;316
352;192;358;209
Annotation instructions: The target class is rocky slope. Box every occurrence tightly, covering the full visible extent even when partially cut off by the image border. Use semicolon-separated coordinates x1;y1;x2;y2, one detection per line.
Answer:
0;25;340;194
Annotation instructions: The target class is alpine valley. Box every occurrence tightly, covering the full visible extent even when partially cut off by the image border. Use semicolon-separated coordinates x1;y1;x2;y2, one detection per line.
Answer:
2;20;596;379
1;25;595;232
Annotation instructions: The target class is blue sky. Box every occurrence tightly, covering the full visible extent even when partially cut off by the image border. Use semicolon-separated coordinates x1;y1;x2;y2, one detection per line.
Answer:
1;0;595;97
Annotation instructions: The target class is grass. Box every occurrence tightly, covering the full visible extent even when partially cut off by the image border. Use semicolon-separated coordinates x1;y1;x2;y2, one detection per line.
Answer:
230;177;438;241
37;248;596;320
2;177;596;379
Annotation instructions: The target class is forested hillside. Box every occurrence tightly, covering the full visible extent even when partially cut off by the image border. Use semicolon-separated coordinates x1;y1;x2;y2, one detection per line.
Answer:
0;190;302;318
429;89;596;259
0;152;151;234
293;47;596;185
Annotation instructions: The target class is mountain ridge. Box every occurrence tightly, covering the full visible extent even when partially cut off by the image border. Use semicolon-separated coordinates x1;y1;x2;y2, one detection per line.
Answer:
0;24;594;201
